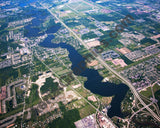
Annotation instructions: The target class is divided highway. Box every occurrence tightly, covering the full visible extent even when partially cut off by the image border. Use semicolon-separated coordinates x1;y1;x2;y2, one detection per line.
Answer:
39;2;160;122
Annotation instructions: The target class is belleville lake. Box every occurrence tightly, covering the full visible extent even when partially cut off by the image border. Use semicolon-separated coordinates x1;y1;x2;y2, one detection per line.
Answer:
24;8;129;118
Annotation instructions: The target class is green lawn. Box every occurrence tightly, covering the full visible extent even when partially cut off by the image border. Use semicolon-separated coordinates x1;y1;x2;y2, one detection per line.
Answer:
140;84;160;98
140;87;152;98
79;104;96;118
82;31;98;40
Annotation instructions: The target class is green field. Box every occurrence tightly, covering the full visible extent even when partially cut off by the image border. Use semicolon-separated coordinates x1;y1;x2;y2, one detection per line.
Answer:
79;104;96;118
82;31;98;40
68;2;94;12
57;69;69;75
140;84;160;98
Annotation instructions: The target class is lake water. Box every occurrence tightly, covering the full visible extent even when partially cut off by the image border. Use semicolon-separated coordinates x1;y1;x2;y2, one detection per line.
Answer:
39;35;129;118
24;7;129;118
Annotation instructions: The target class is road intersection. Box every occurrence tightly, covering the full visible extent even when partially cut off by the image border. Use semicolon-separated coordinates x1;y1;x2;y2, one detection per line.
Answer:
40;2;160;122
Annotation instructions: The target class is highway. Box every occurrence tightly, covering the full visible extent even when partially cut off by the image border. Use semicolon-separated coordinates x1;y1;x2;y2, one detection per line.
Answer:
127;101;155;128
130;101;155;121
34;49;117;128
39;3;160;122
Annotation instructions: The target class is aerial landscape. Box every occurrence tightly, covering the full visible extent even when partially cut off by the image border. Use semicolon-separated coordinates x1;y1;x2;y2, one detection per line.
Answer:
0;0;160;127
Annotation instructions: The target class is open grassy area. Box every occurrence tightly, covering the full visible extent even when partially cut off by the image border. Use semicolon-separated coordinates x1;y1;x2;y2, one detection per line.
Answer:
100;96;113;105
76;2;93;12
75;86;90;98
140;87;152;98
140;84;160;98
78;104;96;118
52;67;63;72
57;69;69;75
153;84;160;92
81;31;98;40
